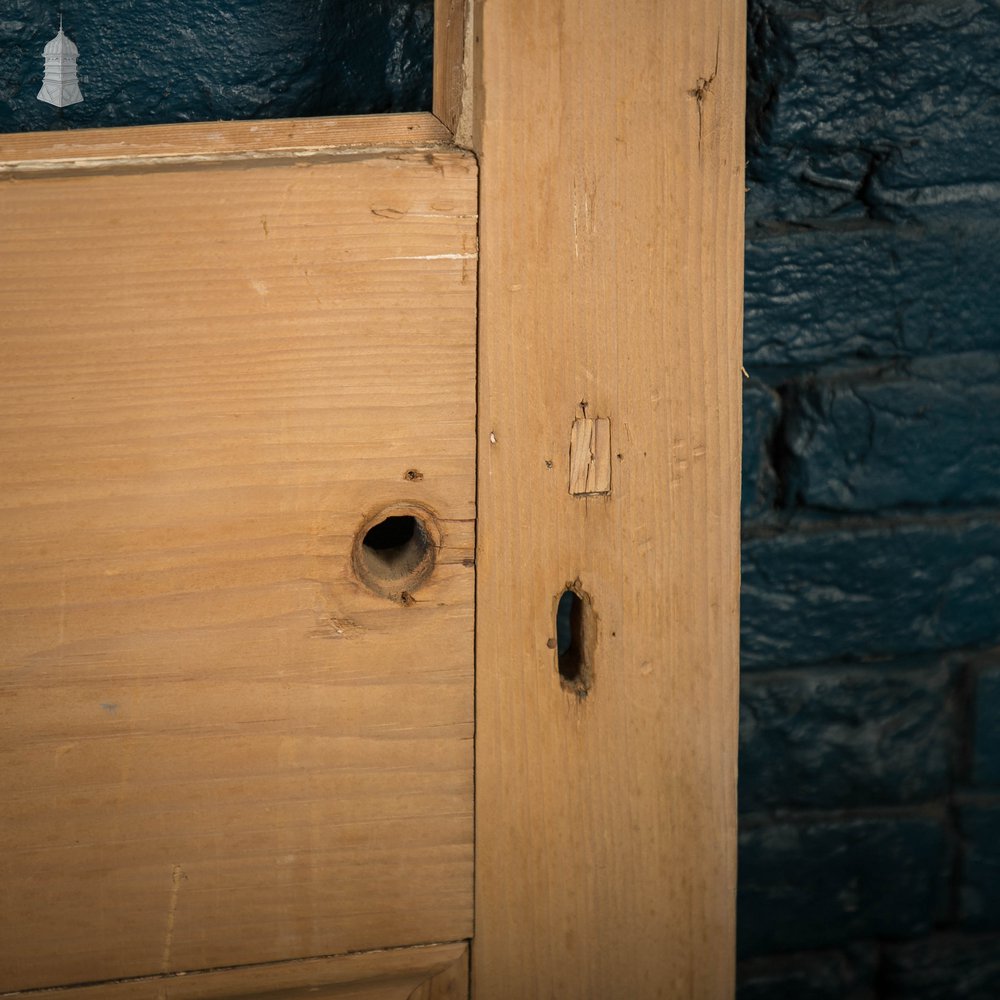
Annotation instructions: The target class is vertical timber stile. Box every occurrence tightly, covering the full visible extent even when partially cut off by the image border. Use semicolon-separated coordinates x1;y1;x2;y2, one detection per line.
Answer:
471;0;746;996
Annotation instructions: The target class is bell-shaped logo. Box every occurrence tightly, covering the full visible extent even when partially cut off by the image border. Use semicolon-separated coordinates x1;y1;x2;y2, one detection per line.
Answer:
37;17;83;108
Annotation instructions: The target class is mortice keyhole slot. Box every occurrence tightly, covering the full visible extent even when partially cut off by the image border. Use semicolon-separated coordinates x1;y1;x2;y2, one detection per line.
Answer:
555;586;592;696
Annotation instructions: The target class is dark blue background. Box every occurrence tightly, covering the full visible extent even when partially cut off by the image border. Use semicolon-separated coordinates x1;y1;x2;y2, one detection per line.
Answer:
0;1;432;130
739;1;1000;995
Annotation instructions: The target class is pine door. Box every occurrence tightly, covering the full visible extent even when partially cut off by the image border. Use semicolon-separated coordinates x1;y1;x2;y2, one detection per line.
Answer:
0;113;475;998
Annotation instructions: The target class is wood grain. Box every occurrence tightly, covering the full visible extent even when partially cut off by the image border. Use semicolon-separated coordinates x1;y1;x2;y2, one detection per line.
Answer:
0;112;451;176
433;0;470;138
473;0;745;995
406;948;468;1000
0;145;477;992
0;943;468;999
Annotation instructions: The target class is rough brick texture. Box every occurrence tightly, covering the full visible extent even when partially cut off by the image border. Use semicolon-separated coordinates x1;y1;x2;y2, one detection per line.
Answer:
739;661;952;813
744;222;1000;371
739;0;1000;991
737;944;877;1000
741;518;1000;669
970;656;1000;788
746;0;1000;224
0;0;432;131
783;354;1000;511
958;799;1000;930
881;934;1000;1000
738;816;949;957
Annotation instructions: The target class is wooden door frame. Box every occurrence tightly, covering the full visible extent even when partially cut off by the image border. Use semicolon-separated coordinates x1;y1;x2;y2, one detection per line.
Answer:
0;1;743;994
466;1;744;995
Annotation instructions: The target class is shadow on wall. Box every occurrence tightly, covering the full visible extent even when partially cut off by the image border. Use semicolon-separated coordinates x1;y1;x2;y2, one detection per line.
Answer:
0;0;433;132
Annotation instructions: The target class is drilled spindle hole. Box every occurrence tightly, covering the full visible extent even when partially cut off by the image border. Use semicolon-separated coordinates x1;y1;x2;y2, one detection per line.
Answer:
365;514;418;557
555;586;592;696
352;506;438;602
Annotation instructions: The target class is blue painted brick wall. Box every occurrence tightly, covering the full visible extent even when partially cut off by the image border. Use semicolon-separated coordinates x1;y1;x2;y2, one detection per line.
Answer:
881;936;1000;1000
742;519;1000;669
738;816;950;957
738;944;877;1000
739;0;1000;994
971;655;1000;788
784;355;1000;511
739;660;953;812
959;800;1000;930
0;1;432;131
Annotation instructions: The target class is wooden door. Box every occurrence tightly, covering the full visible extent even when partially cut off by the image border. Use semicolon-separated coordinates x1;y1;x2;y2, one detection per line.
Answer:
0;114;475;997
0;1;744;996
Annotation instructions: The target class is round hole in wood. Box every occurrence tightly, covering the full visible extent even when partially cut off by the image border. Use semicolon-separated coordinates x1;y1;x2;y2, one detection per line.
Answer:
352;504;439;601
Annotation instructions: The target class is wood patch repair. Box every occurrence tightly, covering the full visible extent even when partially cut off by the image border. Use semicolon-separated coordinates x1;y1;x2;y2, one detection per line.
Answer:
569;417;611;496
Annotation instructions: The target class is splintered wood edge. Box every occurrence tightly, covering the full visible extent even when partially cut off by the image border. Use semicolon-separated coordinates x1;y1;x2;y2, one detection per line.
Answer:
569;417;612;496
0;112;453;176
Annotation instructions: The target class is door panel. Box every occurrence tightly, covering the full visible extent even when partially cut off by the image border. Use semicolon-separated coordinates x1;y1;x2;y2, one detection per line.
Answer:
0;130;476;991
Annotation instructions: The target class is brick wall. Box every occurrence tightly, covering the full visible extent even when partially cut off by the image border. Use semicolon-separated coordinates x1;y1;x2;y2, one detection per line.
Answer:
739;1;1000;995
0;0;431;131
